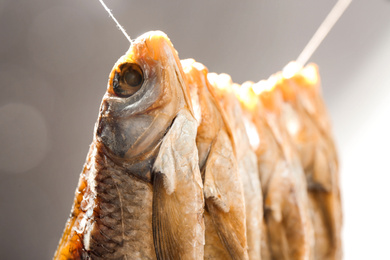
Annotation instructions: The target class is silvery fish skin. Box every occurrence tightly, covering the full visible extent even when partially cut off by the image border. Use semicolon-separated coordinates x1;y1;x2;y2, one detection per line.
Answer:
281;67;342;260
54;31;204;260
242;83;313;260
181;60;249;260
208;73;263;260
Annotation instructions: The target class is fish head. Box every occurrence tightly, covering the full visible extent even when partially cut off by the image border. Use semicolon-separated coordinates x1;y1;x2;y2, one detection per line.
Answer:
96;31;193;176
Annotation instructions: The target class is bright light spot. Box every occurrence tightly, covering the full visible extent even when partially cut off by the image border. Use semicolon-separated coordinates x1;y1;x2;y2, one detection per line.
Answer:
252;80;268;95
243;117;260;150
241;81;253;89
181;59;195;73
232;83;241;95
190;88;202;125
267;74;280;91
193;61;206;72
252;73;283;96
207;73;232;90
302;64;318;85
283;104;301;136
219;73;233;89
282;61;302;79
236;82;258;110
207;72;218;86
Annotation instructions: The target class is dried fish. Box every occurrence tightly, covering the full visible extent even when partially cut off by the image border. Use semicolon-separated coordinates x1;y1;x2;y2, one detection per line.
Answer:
208;73;263;260
182;59;252;260
280;65;342;260
54;30;341;260
226;79;313;260
54;31;204;260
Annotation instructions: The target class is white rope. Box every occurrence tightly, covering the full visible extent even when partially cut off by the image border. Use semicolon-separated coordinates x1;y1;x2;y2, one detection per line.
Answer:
98;0;132;43
296;0;353;66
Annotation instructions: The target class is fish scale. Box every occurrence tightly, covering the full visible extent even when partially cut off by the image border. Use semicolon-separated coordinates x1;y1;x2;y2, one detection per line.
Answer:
66;145;156;259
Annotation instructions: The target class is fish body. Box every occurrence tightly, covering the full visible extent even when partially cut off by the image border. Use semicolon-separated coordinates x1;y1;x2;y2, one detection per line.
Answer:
55;30;341;260
182;60;249;260
235;81;313;260
208;73;263;260
280;65;342;260
54;31;204;260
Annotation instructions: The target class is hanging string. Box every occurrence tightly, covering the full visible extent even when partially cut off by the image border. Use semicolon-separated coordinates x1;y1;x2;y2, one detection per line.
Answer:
296;0;353;66
98;0;132;44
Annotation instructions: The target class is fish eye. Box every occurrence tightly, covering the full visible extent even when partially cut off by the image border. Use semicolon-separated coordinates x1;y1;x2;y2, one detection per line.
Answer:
112;63;144;97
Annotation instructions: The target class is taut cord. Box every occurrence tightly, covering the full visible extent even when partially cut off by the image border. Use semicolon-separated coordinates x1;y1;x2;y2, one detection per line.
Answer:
296;0;353;66
98;0;132;44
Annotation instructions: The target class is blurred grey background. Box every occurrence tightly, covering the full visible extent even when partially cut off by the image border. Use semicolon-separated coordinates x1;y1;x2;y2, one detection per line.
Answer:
1;0;389;259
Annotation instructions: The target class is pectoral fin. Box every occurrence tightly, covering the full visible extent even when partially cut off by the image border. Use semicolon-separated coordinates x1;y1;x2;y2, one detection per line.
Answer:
152;110;204;260
203;130;248;260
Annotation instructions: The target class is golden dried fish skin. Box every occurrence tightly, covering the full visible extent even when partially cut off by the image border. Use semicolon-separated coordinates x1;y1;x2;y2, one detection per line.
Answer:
54;31;204;260
182;60;249;260
280;65;342;260
54;29;342;260
236;81;313;260
209;73;263;260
